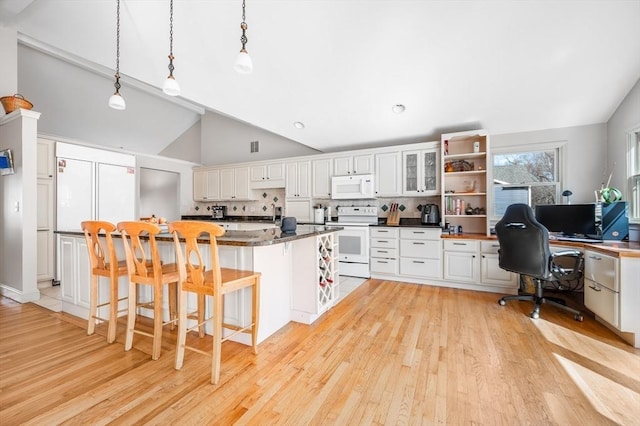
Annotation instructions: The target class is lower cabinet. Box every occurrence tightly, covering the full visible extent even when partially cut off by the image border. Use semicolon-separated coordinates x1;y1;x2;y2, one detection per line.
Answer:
58;235;92;317
370;227;399;275
443;240;479;283
584;250;619;328
479;241;517;287
399;228;442;279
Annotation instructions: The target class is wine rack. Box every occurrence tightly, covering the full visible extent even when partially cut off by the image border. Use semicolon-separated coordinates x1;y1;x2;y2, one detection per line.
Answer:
318;233;338;310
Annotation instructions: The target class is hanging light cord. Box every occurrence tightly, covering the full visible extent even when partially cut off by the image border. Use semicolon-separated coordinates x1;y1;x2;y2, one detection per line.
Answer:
167;0;175;77
113;0;122;94
240;0;248;51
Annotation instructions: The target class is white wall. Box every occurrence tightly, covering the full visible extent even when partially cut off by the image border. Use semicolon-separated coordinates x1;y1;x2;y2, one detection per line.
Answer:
200;111;319;166
606;78;640;193
160;120;202;163
0;27;17;98
0;110;41;302
492;123;607;204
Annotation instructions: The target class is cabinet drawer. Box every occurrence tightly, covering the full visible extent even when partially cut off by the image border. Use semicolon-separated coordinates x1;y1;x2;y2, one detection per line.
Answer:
480;241;501;254
444;240;480;252
585;278;619;328
371;238;399;250
399;239;441;259
399;228;441;240
399;257;442;279
584;251;617;291
371;258;398;275
371;227;399;238
371;247;397;258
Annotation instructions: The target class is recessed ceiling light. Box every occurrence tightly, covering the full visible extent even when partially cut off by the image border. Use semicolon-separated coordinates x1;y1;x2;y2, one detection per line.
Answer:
293;121;305;129
392;104;406;114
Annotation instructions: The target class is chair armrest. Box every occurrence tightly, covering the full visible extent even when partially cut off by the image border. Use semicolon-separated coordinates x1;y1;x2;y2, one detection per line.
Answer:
549;250;584;281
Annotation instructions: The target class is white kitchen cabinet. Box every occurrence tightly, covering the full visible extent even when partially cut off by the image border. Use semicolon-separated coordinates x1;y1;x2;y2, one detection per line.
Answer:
402;148;440;196
250;162;285;189
374;151;402;197
58;234;92;318
286;161;311;199
193;169;220;201
480;241;517;287
399;228;442;279
370;227;399;275
37;231;54;281
333;153;373;176
37;138;55;179
312;158;333;198
443;239;480;283
219;166;253;200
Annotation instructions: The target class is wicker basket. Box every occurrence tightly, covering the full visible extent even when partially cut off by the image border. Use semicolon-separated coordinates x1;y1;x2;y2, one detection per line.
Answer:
1;94;34;114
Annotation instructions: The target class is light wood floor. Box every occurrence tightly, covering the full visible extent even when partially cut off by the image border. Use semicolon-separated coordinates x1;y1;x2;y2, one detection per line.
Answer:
1;279;639;425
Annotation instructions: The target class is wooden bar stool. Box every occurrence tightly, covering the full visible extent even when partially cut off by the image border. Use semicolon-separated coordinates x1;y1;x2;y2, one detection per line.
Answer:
117;221;179;360
81;220;128;344
168;221;261;385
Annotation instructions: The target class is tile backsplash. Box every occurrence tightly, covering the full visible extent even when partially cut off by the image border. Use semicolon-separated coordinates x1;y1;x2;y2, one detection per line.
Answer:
188;189;440;220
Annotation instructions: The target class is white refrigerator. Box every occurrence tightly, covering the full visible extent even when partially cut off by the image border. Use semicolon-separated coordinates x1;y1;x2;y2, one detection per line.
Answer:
56;143;136;232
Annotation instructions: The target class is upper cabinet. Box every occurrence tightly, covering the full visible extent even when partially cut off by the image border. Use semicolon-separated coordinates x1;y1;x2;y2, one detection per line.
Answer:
37;138;55;179
249;162;285;189
441;129;490;235
193;169;221;201
402;148;440;196
375;152;402;197
220;166;253;200
333;153;374;176
312;158;333;199
286;161;311;199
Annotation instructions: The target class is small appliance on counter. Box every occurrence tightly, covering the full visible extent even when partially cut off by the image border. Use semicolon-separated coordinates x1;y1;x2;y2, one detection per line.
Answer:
314;206;325;224
211;205;226;219
280;217;297;233
421;203;441;225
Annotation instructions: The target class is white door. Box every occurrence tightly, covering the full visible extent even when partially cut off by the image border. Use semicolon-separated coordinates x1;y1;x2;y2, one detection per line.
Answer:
56;157;93;232
97;163;136;225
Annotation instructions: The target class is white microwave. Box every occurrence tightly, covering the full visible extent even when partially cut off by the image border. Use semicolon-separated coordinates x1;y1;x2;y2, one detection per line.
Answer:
331;174;375;199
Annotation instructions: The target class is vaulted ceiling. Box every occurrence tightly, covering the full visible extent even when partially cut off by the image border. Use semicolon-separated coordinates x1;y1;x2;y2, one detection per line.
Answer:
2;0;640;156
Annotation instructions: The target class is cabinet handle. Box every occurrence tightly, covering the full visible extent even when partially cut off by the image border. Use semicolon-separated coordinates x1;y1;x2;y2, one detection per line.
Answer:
413;260;425;264
453;242;466;246
589;285;601;292
588;255;602;261
378;250;388;253
412;242;425;245
379;240;390;243
377;260;388;264
412;231;425;234
378;230;388;233
491;244;499;248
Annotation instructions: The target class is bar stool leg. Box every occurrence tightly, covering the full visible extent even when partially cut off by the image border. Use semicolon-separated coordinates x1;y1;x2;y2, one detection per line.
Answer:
212;293;223;385
107;274;118;343
168;281;178;331
197;294;206;338
87;274;99;336
175;289;188;370
124;281;137;352
251;280;260;354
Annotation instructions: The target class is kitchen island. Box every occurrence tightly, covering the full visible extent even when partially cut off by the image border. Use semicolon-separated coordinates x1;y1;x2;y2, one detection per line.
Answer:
56;224;340;346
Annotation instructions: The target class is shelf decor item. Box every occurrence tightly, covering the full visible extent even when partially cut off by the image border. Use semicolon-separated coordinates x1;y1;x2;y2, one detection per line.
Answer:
599;187;623;204
1;94;33;114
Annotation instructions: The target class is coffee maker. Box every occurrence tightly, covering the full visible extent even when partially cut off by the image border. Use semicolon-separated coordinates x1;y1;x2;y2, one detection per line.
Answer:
211;205;226;219
421;204;441;225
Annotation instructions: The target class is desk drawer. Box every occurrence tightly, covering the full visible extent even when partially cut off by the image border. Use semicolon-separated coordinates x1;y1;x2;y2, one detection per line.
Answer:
371;258;397;275
584;251;617;292
585;278;619;328
480;241;501;254
444;240;480;252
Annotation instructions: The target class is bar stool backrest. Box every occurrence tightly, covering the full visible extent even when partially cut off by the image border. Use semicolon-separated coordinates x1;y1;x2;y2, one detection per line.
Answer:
117;221;163;280
81;220;118;275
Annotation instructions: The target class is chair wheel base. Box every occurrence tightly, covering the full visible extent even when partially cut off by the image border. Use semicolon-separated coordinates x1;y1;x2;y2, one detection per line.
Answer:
498;299;506;306
575;314;584;322
530;311;540;319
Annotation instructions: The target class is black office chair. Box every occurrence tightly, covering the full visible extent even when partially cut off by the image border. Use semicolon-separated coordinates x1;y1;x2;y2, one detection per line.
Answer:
495;203;584;321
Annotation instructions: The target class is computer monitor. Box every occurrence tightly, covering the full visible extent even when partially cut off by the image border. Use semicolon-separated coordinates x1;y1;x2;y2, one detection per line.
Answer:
534;203;596;237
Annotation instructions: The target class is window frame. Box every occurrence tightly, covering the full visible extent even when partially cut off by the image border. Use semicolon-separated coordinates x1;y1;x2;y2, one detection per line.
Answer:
490;141;567;221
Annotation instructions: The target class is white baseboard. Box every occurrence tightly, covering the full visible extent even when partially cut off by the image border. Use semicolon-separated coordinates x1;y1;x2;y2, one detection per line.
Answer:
0;283;41;303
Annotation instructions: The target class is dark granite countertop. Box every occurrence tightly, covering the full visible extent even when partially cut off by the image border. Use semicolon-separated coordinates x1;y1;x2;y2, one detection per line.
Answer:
55;224;341;247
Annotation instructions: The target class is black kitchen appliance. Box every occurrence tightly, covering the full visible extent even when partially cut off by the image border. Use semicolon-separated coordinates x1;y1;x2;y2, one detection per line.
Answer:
211;206;226;219
421;204;441;225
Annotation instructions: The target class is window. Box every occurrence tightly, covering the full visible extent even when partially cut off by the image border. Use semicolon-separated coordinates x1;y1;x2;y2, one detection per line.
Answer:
629;128;640;222
492;143;564;218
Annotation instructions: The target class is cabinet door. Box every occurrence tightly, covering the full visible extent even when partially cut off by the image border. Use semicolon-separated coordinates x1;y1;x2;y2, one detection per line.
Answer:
37;230;54;281
444;251;479;282
193;170;207;201
266;162;285;180
250;164;267;182
402;151;420;195
481;253;517;287
375;152;401;196
58;235;76;302
234;166;251;199
37;138;55;179
37;179;54;230
219;168;235;199
205;169;220;200
312;159;332;198
353;154;373;174
585;278;619;327
333;156;352;176
285;162;299;198
297;161;312;198
421;150;439;195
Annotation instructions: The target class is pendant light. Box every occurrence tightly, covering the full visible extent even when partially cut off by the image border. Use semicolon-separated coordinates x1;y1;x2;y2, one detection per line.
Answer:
162;0;180;96
108;0;126;110
234;0;253;74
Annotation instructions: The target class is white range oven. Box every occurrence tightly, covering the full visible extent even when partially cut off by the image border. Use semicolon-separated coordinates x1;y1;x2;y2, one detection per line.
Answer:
326;206;378;278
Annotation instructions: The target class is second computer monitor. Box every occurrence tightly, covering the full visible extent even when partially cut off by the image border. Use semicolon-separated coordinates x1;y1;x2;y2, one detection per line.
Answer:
534;203;596;237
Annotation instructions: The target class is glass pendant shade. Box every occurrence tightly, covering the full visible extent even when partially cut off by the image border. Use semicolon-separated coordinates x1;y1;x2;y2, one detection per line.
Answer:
234;49;253;74
108;93;126;110
163;76;180;96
